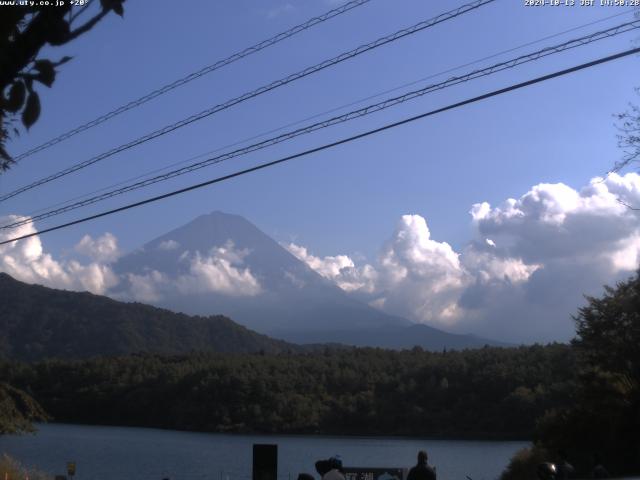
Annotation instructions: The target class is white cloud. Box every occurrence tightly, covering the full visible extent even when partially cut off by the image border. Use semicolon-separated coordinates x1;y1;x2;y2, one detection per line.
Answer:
287;217;467;325
6;172;640;343
125;270;168;303
334;263;378;293
462;244;541;285
286;173;640;342
1;219;262;302
285;242;377;293
157;239;179;251
286;242;353;277
374;215;469;325
75;233;120;263
176;243;262;297
453;173;640;341
119;242;263;301
0;216;118;295
473;173;640;272
66;261;119;295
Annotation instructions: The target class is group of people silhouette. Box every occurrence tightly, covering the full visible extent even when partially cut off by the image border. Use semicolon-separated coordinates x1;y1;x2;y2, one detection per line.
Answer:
537;450;611;479
305;449;613;480
308;451;435;480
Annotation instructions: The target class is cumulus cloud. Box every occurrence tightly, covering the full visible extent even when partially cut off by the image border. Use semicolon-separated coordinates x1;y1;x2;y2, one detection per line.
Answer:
75;233;120;263
473;173;640;272
451;173;640;341
0;218;263;302
125;270;168;303
0;216;118;294
6;172;640;343
117;242;262;302
285;242;377;292
289;173;640;342
176;242;261;297
374;215;469;325
462;244;541;285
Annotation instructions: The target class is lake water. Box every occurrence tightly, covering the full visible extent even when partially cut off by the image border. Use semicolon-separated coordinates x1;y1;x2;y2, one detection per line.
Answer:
0;424;528;480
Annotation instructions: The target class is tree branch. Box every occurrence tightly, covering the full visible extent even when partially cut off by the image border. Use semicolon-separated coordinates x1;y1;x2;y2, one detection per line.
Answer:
65;8;109;42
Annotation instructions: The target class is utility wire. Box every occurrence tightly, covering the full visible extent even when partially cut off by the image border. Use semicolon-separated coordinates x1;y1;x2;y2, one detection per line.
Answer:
3;19;639;231
2;46;638;246
15;7;635;223
11;0;373;163
0;0;496;203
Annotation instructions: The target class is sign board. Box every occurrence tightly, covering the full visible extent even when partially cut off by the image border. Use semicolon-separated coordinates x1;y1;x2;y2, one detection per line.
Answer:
67;462;76;476
344;467;405;480
252;444;277;480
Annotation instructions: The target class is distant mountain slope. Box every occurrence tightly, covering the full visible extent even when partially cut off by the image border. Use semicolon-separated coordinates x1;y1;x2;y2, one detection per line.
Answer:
0;273;296;361
112;211;505;350
274;324;511;350
113;211;411;333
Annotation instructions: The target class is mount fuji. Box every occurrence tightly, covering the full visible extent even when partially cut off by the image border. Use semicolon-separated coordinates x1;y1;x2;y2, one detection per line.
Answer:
112;211;503;350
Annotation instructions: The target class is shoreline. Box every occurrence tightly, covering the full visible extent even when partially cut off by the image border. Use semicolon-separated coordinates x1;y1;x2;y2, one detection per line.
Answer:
29;421;533;443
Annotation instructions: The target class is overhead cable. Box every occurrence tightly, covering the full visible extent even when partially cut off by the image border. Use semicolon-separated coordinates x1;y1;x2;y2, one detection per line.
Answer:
11;0;374;163
18;6;634;223
3;19;638;231
0;0;496;203
2;45;638;246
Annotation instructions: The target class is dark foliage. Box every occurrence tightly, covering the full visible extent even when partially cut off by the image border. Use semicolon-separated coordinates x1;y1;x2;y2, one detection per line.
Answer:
0;273;297;361
0;0;125;169
1;343;575;438
532;272;640;476
0;382;48;434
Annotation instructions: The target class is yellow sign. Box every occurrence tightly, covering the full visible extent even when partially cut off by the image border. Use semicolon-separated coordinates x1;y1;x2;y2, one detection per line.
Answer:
67;462;76;476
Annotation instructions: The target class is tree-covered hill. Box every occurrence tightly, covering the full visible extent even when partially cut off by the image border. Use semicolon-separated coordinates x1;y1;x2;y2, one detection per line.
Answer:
2;343;576;438
0;273;297;360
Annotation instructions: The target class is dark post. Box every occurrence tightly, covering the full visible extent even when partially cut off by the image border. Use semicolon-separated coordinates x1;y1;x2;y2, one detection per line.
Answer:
67;461;76;479
253;444;278;480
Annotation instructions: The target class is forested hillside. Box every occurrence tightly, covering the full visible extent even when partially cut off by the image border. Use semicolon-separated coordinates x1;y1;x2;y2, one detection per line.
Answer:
2;344;575;438
0;273;295;360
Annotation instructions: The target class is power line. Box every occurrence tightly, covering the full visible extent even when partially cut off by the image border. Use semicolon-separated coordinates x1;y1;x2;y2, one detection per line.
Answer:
0;0;496;203
15;7;634;224
11;0;373;163
3;19;638;231
2;46;638;246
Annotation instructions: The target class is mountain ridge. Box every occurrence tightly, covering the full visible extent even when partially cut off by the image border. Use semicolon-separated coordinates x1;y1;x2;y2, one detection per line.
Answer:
0;272;297;361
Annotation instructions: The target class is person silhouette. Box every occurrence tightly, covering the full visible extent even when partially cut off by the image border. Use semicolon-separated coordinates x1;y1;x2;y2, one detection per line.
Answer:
555;450;575;479
407;451;436;480
321;457;345;480
591;453;610;478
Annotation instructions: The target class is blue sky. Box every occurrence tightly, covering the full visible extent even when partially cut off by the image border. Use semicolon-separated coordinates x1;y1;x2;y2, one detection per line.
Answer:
1;0;639;341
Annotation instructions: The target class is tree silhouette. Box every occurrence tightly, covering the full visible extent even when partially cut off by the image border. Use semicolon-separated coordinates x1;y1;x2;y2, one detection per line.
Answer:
615;93;640;174
0;0;126;171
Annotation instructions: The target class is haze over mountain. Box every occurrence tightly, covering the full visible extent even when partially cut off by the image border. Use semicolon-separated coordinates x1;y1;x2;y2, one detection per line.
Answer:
112;211;504;349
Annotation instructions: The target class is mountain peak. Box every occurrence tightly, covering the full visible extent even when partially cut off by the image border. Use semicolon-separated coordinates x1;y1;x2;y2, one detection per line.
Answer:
197;210;248;223
113;211;404;333
110;212;504;349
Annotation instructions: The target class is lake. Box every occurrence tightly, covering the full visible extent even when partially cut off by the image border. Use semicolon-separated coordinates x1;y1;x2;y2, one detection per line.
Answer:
0;424;528;480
